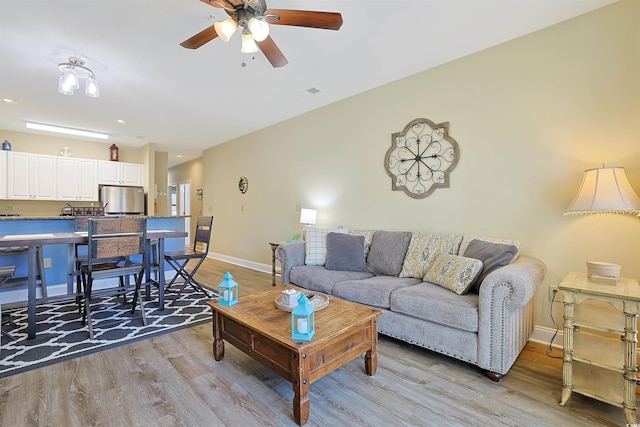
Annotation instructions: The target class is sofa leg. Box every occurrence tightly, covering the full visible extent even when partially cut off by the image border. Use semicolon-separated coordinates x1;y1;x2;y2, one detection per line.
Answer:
485;371;504;382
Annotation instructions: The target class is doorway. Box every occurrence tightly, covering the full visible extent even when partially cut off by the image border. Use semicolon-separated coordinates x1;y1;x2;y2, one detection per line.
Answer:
179;180;191;246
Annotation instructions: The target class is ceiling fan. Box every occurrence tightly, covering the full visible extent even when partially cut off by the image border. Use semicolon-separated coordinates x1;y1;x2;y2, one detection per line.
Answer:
181;0;343;67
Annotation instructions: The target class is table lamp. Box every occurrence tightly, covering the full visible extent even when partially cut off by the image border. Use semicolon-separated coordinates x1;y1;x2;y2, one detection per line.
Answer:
564;166;640;284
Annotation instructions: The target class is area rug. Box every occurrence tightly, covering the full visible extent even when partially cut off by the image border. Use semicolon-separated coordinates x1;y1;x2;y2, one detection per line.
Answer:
0;288;214;379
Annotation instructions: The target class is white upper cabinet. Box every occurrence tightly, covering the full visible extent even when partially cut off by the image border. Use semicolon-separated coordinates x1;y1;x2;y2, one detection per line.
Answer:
7;151;57;200
0;151;7;199
98;160;143;186
7;151;56;200
57;157;99;201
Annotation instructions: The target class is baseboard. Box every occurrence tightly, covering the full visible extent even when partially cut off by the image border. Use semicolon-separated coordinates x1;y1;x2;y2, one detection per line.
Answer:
530;325;562;349
207;252;273;276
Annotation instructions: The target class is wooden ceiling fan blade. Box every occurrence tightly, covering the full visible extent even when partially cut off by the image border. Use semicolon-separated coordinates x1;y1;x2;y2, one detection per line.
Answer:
265;9;343;30
257;36;288;68
198;0;236;10
180;26;219;49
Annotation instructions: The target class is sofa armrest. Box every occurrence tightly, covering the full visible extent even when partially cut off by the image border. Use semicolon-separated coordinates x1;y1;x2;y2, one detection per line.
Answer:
477;255;547;375
275;241;306;285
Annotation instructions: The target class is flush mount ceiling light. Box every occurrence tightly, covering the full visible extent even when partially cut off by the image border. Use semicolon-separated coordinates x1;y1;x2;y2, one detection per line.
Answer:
180;0;343;68
58;56;99;97
25;121;109;140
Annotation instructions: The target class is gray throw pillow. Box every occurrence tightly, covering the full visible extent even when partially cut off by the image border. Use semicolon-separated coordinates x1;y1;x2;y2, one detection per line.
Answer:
366;231;412;276
325;233;368;272
463;239;518;293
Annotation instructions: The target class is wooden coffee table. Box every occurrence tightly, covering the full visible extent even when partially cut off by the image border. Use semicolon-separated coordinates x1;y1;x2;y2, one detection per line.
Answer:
207;285;382;426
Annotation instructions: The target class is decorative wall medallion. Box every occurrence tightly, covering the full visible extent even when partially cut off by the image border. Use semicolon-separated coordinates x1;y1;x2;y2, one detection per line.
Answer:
238;176;248;194
385;118;459;199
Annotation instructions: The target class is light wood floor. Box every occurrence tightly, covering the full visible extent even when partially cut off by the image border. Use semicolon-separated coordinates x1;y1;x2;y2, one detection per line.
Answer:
0;259;631;426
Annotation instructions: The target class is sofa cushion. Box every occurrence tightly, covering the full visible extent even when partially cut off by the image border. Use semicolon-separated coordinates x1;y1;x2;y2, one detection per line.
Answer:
289;265;373;294
366;231;412;276
333;276;421;309
399;232;463;279
325;233;368;272
390;282;480;332
304;226;349;266
423;254;483;295
463;239;519;293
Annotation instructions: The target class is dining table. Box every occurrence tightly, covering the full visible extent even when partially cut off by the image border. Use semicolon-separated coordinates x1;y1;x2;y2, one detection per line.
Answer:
0;229;187;339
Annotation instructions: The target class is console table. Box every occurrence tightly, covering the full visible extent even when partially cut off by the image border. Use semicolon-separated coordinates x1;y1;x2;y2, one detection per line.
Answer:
557;271;640;424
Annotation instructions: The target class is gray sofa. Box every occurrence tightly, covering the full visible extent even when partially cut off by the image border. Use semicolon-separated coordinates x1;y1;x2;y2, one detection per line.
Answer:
276;229;546;381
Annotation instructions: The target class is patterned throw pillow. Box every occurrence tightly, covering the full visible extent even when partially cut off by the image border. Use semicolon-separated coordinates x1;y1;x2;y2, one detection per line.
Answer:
423;254;483;295
399;232;463;279
304;226;349;266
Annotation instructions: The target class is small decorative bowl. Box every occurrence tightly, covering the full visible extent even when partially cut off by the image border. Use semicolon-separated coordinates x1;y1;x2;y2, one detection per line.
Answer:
586;261;621;279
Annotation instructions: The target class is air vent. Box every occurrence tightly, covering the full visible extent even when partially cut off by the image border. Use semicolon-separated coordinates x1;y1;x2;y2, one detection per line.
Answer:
298;87;321;97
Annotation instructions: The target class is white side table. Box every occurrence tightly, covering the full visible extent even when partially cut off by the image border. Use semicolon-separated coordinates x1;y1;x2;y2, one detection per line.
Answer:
558;272;640;424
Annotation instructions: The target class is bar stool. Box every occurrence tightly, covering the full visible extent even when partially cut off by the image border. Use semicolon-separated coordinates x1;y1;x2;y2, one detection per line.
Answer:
0;246;48;298
0;265;17;340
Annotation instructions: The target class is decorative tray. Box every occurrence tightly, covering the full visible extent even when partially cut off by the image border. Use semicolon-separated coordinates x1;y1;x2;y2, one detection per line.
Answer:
275;291;330;312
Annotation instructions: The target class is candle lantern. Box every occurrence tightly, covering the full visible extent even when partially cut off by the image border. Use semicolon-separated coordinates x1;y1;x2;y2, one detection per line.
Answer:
109;143;119;161
217;272;238;306
291;293;315;341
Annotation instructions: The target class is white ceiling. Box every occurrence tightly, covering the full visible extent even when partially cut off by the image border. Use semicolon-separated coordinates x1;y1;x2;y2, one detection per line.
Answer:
0;0;616;167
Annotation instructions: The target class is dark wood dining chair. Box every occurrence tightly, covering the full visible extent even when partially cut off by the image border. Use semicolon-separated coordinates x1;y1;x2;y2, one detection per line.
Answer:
164;216;214;304
80;217;148;339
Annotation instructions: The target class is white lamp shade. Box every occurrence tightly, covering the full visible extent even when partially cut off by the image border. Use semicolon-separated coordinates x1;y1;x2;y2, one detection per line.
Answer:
248;18;269;42
214;18;237;43
564;166;640;215
300;208;317;225
241;32;258;53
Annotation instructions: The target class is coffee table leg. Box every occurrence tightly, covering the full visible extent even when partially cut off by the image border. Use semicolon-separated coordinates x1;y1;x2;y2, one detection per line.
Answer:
365;320;379;376
212;311;225;361
293;355;310;426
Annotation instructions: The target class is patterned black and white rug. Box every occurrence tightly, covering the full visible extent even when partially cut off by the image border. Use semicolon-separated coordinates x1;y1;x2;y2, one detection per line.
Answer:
0;288;214;379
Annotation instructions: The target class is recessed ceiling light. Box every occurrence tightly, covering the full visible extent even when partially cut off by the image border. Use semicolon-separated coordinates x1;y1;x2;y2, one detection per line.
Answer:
1;98;17;104
116;119;127;124
25;121;109;140
176;155;182;158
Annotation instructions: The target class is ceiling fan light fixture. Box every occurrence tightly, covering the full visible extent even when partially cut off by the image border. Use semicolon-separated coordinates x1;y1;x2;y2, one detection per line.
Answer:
241;30;258;53
214;18;237;42
248;17;269;42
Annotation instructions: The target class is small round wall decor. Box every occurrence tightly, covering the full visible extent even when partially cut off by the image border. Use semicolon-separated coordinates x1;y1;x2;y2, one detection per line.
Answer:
238;176;248;194
385;118;459;199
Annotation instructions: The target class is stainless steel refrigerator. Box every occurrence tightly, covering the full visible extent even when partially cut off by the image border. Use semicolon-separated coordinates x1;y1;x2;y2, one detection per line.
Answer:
100;186;145;215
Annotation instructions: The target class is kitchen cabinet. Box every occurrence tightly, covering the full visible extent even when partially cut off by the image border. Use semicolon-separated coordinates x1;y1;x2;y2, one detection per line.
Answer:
0;151;6;199
98;160;143;186
57;157;99;201
7;151;57;200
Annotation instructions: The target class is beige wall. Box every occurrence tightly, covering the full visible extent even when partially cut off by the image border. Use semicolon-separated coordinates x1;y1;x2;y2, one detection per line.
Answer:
202;1;639;330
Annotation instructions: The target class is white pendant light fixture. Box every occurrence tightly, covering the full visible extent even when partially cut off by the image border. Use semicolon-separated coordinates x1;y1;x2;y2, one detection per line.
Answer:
214;18;238;43
57;57;100;97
